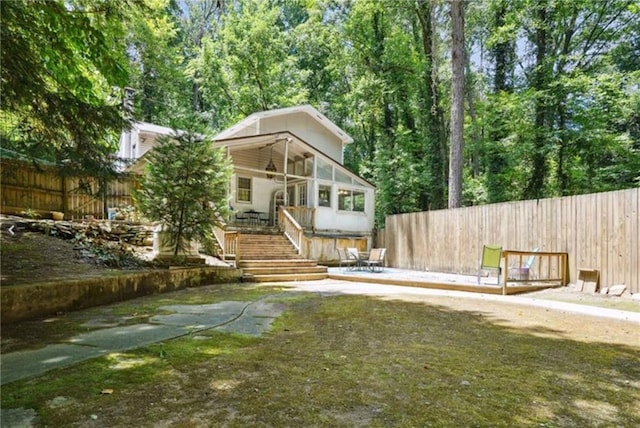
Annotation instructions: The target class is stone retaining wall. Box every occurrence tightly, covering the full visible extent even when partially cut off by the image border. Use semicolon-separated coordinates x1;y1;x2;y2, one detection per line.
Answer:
21;219;154;246
1;267;242;324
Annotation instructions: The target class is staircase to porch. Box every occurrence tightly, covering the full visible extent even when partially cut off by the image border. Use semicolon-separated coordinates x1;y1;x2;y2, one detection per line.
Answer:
237;232;328;282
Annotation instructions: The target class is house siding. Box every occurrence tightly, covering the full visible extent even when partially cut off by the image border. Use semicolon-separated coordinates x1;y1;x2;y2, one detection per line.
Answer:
259;113;343;161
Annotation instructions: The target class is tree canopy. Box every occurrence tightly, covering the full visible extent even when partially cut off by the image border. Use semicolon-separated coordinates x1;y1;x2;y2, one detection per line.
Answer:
3;0;638;225
1;0;140;174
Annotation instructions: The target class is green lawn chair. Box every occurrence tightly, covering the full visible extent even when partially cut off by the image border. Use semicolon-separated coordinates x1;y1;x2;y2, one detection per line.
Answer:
477;245;502;285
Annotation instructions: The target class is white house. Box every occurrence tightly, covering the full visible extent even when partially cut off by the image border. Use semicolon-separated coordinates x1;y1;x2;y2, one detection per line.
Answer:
118;105;376;261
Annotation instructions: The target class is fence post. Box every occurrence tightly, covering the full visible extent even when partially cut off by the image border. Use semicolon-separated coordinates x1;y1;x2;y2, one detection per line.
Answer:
61;175;67;214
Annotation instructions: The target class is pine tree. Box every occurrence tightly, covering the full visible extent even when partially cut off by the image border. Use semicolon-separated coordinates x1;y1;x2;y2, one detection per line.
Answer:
134;132;232;259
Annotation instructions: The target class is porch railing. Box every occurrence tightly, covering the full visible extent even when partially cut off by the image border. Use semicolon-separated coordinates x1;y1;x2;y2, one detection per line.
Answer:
283;206;315;230
278;208;303;254
213;225;239;265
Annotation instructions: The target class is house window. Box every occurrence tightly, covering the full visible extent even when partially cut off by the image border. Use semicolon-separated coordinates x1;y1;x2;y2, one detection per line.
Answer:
335;169;352;184
318;185;331;207
237;176;252;203
317;158;333;180
298;183;307;206
338;189;365;212
287;186;295;206
353;191;365;211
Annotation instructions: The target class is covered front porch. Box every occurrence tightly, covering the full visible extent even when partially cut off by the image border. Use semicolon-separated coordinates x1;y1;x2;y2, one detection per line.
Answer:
215;131;375;235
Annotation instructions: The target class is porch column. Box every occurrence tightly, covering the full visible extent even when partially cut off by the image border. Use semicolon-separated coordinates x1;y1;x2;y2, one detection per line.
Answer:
312;155;318;208
225;146;231;208
283;137;290;205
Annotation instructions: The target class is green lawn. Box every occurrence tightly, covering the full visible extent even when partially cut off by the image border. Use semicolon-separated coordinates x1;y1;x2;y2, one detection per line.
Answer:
2;285;638;427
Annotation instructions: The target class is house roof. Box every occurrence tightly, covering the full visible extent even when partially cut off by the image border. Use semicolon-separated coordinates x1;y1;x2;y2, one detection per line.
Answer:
133;122;179;136
213;105;353;144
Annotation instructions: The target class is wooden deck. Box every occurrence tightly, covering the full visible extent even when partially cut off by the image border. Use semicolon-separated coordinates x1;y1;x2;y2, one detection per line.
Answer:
328;267;563;295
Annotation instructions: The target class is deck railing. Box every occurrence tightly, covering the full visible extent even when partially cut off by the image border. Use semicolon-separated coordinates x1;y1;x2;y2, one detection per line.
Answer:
501;250;568;295
278;208;303;254
283;206;315;230
213;225;239;265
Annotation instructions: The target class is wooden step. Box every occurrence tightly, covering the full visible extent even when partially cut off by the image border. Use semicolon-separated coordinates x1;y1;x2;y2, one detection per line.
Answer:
243;272;329;283
242;266;328;275
238;234;290;241
239;254;302;261
235;232;325;282
238;259;318;268
240;248;299;255
239;240;293;246
239;242;295;247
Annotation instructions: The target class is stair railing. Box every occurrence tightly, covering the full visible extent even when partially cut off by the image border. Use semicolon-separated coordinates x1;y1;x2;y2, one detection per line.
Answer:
213;225;239;265
283;206;315;230
278;207;303;254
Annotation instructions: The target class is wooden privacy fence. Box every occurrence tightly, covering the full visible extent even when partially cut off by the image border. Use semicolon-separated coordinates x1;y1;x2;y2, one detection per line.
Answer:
379;187;639;294
1;159;135;220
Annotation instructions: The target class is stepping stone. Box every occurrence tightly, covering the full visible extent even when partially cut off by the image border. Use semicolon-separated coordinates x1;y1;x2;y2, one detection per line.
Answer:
150;312;238;330
1;344;106;385
0;408;39;428
608;284;627;296
159;301;248;315
69;324;184;351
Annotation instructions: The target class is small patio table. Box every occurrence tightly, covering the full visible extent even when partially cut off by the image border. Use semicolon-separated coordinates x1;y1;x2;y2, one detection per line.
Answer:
245;210;265;226
347;248;368;271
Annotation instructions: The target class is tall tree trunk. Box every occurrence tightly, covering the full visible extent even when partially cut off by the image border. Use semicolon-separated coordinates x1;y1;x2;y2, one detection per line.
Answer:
554;7;577;196
448;0;465;208
526;0;550;200
492;0;513;93
416;0;447;209
465;51;480;179
486;0;515;203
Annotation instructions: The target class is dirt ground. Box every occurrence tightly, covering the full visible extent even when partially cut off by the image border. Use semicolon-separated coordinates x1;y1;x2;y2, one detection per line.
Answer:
0;231;123;285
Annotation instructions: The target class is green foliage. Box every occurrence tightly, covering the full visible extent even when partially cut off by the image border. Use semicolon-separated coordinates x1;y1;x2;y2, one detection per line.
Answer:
191;0;308;129
0;0;137;174
134;131;232;257
125;0;193;127
8;0;638;226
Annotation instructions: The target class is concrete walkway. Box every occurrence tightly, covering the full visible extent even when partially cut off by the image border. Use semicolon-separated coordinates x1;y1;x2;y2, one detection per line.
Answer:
1;298;285;386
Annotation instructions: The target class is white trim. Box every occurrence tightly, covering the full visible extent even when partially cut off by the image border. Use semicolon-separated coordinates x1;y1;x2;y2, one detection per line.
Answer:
214;105;353;144
236;176;253;204
133;122;176;136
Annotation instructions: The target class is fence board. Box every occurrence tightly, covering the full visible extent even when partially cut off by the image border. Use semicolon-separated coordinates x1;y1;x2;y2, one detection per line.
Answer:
382;188;639;294
1;159;135;220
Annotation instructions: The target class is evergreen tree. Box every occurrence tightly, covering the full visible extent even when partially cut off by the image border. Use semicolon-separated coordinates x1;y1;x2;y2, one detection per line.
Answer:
134;132;232;258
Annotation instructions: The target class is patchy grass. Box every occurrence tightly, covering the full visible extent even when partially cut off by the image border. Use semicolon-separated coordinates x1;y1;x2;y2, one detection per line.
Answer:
2;292;639;427
0;284;289;354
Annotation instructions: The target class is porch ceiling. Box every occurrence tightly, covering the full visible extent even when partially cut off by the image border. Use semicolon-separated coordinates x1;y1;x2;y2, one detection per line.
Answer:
215;131;375;188
215;132;313;161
